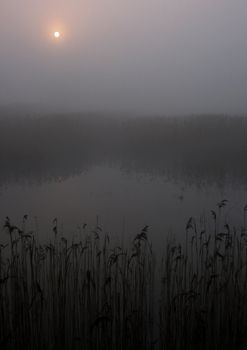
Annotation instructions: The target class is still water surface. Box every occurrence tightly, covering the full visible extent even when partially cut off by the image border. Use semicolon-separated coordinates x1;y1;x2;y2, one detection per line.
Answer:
0;163;246;250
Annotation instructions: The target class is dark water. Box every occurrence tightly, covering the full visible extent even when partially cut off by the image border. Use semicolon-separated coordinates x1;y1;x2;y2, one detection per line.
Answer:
1;162;246;251
0;114;247;249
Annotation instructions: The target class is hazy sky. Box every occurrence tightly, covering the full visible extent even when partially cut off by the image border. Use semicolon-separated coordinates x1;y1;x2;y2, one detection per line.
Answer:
1;0;247;114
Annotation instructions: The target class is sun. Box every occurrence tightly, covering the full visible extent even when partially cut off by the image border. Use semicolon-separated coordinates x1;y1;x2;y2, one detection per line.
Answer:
53;31;61;39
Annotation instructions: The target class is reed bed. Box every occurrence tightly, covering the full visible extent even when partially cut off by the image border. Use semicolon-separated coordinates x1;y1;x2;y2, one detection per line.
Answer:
1;201;247;349
160;201;247;350
0;220;154;350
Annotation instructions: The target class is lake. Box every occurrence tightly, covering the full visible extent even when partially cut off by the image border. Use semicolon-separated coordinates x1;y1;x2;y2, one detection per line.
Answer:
0;114;247;250
1;161;246;252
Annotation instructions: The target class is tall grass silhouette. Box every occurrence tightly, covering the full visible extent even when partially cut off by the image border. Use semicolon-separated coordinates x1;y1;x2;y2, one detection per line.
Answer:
1;202;247;349
160;200;247;350
0;219;154;349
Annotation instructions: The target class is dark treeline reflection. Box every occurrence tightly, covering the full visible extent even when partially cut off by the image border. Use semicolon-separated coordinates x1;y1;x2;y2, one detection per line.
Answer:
1;111;247;187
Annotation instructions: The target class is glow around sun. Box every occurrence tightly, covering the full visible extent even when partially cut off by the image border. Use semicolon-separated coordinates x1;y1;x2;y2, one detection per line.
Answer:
53;31;61;39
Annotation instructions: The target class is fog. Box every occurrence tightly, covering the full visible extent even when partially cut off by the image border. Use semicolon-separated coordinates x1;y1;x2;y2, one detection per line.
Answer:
1;113;247;188
1;0;247;114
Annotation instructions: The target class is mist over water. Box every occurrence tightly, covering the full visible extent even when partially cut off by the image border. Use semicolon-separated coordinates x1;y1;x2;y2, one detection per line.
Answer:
0;113;246;248
2;2;247;348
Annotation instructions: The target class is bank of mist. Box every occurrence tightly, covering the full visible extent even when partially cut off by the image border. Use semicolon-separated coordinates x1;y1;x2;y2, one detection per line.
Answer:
0;111;247;186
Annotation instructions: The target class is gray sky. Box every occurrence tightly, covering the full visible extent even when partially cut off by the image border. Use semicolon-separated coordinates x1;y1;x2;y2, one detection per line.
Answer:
1;0;247;114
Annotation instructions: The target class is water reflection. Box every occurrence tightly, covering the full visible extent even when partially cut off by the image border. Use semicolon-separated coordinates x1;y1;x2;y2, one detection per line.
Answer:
1;114;247;188
0;114;247;246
